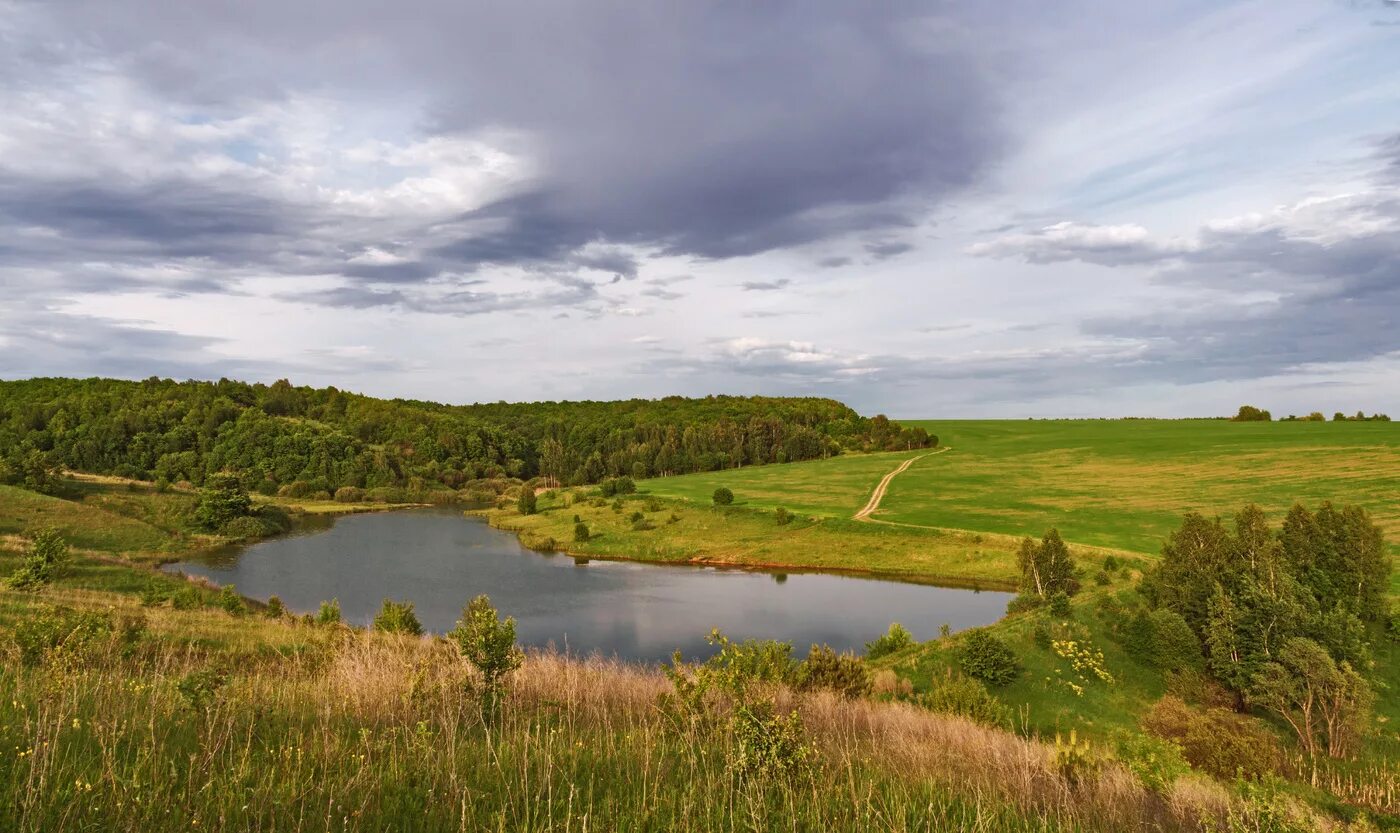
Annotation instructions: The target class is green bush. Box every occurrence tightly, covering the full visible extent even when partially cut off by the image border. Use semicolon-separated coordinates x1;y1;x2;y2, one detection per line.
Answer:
956;629;1020;686
1111;730;1190;793
171;586;202;610
276;480;316;499
1148;609;1203;671
334;486;366;503
1094;570;1112;586
516;487;537;515
1004;594;1044;616
919;670;1013;729
450;595;523;713
1048;591;1072;618
5;528;70;590
728;701;814;782
629;511;644;523
797;645;871;698
315;598;342;625
630;517;655;532
1141;695;1282;780
573;522;590;542
177;667;228;712
599;476;636;497
712;487;734;506
774;507;793;525
140;580;171;607
264;595;286;618
217;585;248;616
373;599;423;635
219;515;268;541
13;607;113;667
864;622;915;659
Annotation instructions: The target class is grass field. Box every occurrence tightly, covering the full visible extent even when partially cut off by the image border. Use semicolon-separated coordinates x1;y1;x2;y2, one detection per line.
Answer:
645;420;1400;567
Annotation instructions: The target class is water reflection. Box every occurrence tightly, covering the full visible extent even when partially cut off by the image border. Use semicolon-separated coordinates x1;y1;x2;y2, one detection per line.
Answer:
167;508;1011;663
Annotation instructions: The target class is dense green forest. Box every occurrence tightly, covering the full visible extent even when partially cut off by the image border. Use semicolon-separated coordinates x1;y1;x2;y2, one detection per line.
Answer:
0;377;932;497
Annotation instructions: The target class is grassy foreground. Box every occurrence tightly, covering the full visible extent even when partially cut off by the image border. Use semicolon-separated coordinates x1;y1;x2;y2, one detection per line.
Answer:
0;578;1328;833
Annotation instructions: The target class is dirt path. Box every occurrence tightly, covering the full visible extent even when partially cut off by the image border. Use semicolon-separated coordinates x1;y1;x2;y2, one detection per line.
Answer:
852;447;949;522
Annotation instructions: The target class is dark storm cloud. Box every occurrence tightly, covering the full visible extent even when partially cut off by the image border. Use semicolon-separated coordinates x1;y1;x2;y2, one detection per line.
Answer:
23;0;1002;280
0;175;304;263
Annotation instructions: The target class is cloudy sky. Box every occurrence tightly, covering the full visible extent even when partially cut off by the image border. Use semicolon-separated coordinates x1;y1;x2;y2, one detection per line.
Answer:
3;1;1398;417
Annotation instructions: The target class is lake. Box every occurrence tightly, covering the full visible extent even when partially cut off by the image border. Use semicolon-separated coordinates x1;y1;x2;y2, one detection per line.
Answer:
166;508;1012;662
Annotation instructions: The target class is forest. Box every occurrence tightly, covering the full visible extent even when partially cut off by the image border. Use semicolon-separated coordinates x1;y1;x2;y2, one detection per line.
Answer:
0;377;933;498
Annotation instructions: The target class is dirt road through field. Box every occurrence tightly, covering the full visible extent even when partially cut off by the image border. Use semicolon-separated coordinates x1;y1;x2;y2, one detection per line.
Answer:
853;448;948;521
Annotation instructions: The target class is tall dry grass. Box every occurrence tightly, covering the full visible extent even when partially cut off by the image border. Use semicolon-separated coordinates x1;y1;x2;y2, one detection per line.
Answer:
0;623;1361;832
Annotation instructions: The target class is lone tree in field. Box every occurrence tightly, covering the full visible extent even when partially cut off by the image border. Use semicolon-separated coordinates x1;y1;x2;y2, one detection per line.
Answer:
451;594;523;712
712;487;734;506
1017;528;1078;599
516;485;537;515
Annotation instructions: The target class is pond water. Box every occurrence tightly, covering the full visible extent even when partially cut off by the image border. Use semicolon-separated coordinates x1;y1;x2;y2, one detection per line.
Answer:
166;509;1012;663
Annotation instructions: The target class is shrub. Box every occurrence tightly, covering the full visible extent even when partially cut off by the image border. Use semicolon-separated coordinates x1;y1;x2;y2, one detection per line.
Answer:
140;580;170;607
276;480;316;499
333;486;366;503
797;645;871;698
864;622;915;659
573;522;590;543
1032;620;1053;650
177;667;228;712
217;585;248;616
1148;609;1203;671
919;670;1013;729
516;487;537;515
450;595;523;712
611;499;623;512
6;528;70;590
774;507;793;525
957;629;1020;686
264;595;286;618
1111;730;1190;793
712;487;734;506
728;701;814;782
1005;594;1045;616
13;607;113;667
373;599;423;635
629;511;644;523
219;515;268;541
1049;591;1072;618
1103;555;1120;572
630;517;655;532
171;586;201;610
599;476;636;497
1094;570;1112;586
315;598;342;625
1141;695;1282;780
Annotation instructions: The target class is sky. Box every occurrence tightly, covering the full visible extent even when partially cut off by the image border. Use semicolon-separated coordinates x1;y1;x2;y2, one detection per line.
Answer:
2;0;1398;418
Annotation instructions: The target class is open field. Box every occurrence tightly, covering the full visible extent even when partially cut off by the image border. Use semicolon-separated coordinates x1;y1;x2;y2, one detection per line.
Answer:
888;420;1400;557
646;420;1400;569
641;448;930;517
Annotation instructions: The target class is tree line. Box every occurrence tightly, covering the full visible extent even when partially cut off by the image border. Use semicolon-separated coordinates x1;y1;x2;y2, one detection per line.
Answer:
0;377;934;496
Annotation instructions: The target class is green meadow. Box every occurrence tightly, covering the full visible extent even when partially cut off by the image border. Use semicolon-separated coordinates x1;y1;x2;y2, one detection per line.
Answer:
647;420;1400;563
